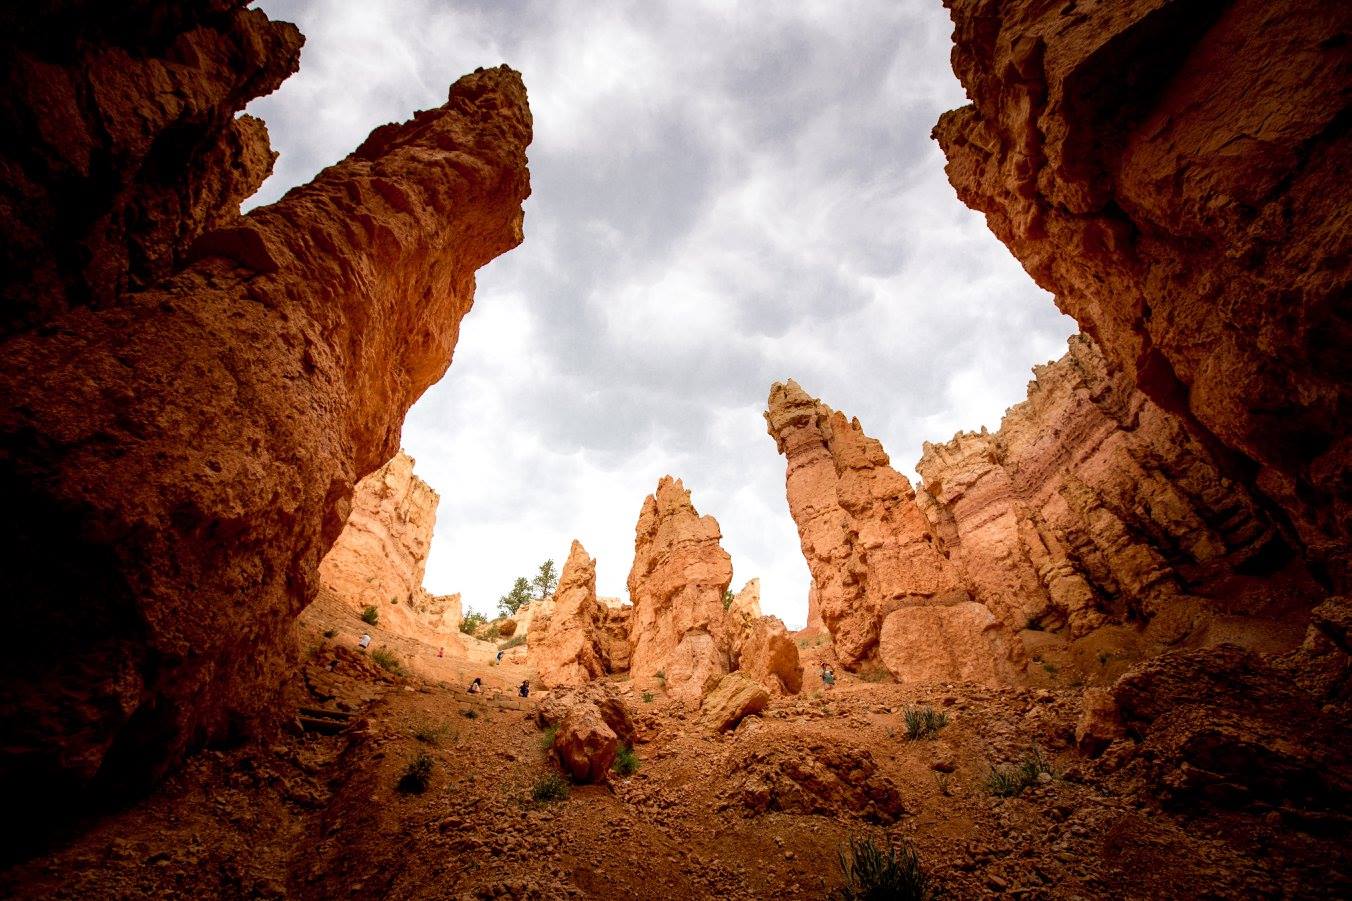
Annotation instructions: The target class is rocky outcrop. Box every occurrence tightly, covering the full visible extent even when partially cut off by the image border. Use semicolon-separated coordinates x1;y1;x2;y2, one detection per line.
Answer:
765;381;982;670
552;703;617;784
700;673;770;732
934;0;1352;588
724;741;904;824
0;0;533;813
878;603;1016;687
627;477;734;701
318;451;459;633
530;541;608;689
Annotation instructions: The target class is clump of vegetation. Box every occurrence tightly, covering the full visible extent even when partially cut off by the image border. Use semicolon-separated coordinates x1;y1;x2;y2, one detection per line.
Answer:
322;628;337;639
1025;615;1044;631
413;722;448;745
856;664;892;683
360;605;379;626
460;611;488;635
461;708;478;720
1042;661;1059;675
1097;651;1111;666
642;691;655;704
499;634;527;651
722;588;734;611
397;752;434;794
371;648;403;674
539;725;559;751
498;559;559;616
833;835;931;901
531;772;570;802
654;669;666;688
985;746;1054;798
613;745;640;777
935;772;952;797
903;705;949;740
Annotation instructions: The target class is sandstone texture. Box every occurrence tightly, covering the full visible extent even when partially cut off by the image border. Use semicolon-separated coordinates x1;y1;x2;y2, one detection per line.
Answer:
552;703;617;784
530;541;608;689
731;617;804;696
699;673;770;732
878;602;1015;687
627;477;734;701
935;0;1352;588
765;380;994;673
0;0;532;813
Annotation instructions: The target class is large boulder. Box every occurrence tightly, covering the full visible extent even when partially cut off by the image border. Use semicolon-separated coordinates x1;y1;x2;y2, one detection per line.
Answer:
735;617;803;695
553;703;617;784
535;681;634;746
700;673;770;732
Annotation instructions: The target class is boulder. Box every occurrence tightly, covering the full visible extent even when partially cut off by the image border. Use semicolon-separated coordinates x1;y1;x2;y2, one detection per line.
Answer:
736;617;803;695
553;703;617;784
1075;688;1126;757
878;603;1016;686
700;673;770;732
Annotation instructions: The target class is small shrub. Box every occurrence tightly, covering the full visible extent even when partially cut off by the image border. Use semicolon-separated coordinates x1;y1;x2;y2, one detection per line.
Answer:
613;745;640;777
322;628;337;639
499;634;527;651
539;725;559;751
531;773;570;802
722;589;734;611
857;664;892;683
360;605;379;626
642;691;655;704
1025;616;1044;631
833;835;931;901
397;752;434;794
985;746;1054;798
1097;651;1111;666
461;708;478;720
413;723;447;745
902;705;949;740
654;670;666;687
935;772;952;797
460;611;487;636
1042;661;1059;675
371;648;403;674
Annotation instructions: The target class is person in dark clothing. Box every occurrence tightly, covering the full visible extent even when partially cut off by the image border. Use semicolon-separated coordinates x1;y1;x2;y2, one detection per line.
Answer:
468;677;483;694
518;680;530;698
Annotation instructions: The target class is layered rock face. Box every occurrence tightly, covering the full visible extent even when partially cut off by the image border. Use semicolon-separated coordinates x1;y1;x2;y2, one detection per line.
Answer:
765;381;986;671
627;477;734;701
0;0;532;809
530;541;608;689
934;0;1352;588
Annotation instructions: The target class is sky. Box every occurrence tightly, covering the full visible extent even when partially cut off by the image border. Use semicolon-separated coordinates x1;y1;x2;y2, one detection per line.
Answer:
246;0;1075;628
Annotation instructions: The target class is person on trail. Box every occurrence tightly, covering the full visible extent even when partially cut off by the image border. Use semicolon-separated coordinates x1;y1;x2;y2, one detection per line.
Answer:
820;663;836;689
358;633;372;651
496;649;505;663
518;680;530;698
437;647;444;658
468;677;483;694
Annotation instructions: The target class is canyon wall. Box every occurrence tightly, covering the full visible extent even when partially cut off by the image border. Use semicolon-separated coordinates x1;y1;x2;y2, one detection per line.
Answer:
0;0;532;809
530;541;609;689
934;0;1351;589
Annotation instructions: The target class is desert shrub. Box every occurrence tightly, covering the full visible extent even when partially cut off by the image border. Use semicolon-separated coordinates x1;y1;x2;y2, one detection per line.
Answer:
322;628;337;639
613;745;640;776
531;773;570;802
371;648;403;674
1042;661;1058;675
642;691;655;704
833;835;931;901
985;746;1054;798
360;605;379;625
655;669;666;687
935;772;952;797
461;708;478;720
460;611;487;635
722;589;734;611
903;705;949;740
499;634;527;651
413;722;447;745
397;752;434;794
539;725;559;751
857;664;892;683
1097;651;1111;666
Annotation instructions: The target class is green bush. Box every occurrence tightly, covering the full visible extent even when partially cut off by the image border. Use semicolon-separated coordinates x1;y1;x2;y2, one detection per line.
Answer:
413;723;447;745
539;725;559;751
985;746;1054;797
642;691;655;704
833;835;931;900
322;628;337;639
857;664;892;683
461;708;478;720
531;773;570;802
397;752;434;794
499;634;527;651
360;605;379;626
903;705;949;740
371;648;403;675
613;745;640;777
722;589;734;611
460;611;487;636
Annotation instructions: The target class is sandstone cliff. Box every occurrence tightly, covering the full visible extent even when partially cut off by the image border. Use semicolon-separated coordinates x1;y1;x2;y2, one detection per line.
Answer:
627;477;734;701
934;0;1352;589
530;541;608;689
0;0;532;811
765;381;979;671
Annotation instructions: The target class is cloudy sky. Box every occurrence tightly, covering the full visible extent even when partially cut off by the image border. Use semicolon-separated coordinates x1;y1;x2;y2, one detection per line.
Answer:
247;0;1074;628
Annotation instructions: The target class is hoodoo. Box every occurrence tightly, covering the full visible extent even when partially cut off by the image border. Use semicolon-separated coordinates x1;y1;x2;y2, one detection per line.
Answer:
0;0;532;811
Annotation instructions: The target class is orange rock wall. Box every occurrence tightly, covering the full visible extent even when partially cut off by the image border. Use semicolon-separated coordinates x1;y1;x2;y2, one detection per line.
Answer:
934;0;1351;588
0;0;532;807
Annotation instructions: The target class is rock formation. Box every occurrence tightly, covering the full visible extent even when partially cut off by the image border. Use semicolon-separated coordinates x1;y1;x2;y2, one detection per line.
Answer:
627;477;734;701
699;673;770;732
721;580;803;695
765;380;992;672
934;0;1352;589
530;541;608;689
0;0;532;812
318;451;462;634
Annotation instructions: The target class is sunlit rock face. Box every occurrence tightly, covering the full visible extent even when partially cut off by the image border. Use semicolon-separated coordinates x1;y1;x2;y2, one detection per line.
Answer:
627;476;734;701
530;540;610;689
0;0;532;809
934;0;1352;590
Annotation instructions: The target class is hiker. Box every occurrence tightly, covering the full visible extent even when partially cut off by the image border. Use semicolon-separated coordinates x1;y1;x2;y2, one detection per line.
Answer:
358;633;372;651
518;680;530;698
437;647;444;658
821;663;836;689
496;649;505;663
468;677;482;695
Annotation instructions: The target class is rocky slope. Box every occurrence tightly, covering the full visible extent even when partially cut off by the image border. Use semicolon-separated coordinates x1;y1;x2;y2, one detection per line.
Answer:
318;450;463;635
0;0;532;821
934;0;1352;589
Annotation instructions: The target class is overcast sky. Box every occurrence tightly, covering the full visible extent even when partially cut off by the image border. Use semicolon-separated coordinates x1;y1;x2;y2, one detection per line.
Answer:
246;0;1074;628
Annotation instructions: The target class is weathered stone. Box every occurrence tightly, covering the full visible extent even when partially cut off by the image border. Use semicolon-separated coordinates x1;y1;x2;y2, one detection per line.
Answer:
1075;688;1126;758
627;477;733;701
935;0;1352;587
878;603;1015;687
700;673;770;732
735;617;803;695
531;541;608;689
553;702;617;784
0;23;532;808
